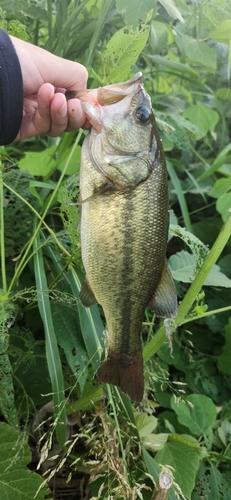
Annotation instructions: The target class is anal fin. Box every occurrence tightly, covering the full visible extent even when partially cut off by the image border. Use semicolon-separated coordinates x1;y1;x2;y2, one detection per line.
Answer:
79;277;97;307
148;259;177;318
97;350;144;402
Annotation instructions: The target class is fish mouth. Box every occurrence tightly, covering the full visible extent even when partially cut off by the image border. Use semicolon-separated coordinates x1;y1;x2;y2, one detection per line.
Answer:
65;72;143;104
65;73;144;131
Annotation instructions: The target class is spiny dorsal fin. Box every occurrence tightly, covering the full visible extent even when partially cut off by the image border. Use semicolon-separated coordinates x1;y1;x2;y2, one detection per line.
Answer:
79;278;97;307
148;259;177;318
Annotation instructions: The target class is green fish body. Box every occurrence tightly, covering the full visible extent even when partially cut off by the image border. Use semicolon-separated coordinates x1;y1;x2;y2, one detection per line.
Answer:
76;73;177;402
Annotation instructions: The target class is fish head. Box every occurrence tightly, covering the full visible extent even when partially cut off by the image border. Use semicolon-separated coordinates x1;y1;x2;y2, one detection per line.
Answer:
77;73;157;188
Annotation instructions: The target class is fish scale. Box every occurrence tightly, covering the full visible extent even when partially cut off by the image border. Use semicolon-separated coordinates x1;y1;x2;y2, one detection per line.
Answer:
71;73;178;401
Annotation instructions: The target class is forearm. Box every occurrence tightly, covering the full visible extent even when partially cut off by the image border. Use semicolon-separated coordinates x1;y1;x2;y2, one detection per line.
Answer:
0;29;23;145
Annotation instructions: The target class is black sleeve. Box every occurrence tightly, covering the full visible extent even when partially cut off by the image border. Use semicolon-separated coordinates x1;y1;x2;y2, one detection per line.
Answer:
0;29;23;145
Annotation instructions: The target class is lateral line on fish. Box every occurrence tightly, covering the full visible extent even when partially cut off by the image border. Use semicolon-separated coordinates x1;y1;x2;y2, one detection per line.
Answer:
118;194;135;356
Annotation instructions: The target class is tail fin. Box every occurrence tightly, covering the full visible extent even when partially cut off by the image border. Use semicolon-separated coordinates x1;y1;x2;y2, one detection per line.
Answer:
97;350;144;402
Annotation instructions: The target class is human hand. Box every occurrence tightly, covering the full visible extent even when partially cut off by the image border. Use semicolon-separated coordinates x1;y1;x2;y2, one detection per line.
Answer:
10;36;89;141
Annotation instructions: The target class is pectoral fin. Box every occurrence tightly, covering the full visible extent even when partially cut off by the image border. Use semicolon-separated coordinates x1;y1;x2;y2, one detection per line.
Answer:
79;278;97;307
148;259;177;318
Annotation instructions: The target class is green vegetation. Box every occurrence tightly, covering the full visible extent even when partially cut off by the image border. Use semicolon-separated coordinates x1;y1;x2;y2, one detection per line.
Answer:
0;0;231;498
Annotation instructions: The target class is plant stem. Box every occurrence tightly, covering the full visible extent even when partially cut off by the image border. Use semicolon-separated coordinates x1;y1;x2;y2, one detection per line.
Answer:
6;131;82;296
143;212;231;362
46;0;53;51
3;181;71;296
0;162;7;294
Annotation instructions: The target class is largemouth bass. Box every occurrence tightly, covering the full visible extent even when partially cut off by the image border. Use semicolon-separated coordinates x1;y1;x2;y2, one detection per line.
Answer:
67;73;177;402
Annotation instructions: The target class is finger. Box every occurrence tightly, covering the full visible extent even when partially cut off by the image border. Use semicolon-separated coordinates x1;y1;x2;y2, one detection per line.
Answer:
47;93;69;136
14;84;54;140
34;83;54;134
48;94;89;135
65;98;87;131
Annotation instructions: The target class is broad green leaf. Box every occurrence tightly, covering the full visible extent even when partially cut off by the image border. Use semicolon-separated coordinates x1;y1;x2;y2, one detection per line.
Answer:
216;193;231;222
155;75;172;94
169;225;208;260
0;470;48;499
150;21;169;53
210;177;231;198
142;447;179;500
57;145;81;175
135;412;158;438
169;250;231;287
0;422;49;499
221;400;231;419
203;0;231;31
217;318;231;375
215;88;231;100
20;5;48;22
168;250;188;279
173;0;191;13
42;246;103;376
116;0;154;28
172;114;202;136
148;54;199;78
51;301;89;392
0;423;30;473
198;143;231;180
155;440;200;498
103;25;150;83
177;34;217;68
171;394;217;435
68;267;104;371
183;104;219;138
218;254;231;279
192;462;231;500
18;146;57;177
204;263;231;287
158;0;184;22
158;115;191;151
211;20;231;44
0;302;18;426
175;0;191;9
142;432;169;452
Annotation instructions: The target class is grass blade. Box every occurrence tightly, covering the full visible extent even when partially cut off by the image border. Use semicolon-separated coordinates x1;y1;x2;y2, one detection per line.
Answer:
84;0;115;67
67;266;104;371
33;224;66;448
0;162;7;294
168;161;193;233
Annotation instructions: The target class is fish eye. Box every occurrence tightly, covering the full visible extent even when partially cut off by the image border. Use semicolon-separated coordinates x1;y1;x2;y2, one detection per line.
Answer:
135;106;151;124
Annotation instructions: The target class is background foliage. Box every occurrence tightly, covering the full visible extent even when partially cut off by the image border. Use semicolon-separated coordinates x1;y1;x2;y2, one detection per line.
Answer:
0;0;231;498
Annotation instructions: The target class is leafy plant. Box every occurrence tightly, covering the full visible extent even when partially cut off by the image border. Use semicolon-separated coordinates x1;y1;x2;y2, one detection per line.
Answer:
0;422;50;499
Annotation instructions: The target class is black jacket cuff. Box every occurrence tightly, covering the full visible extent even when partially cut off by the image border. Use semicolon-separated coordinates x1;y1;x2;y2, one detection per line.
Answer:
0;29;23;145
